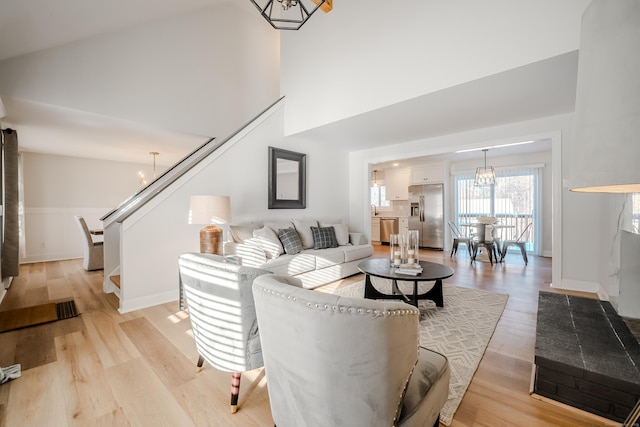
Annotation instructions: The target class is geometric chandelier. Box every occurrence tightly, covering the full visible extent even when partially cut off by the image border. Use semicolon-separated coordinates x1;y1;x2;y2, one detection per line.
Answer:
249;0;330;30
474;149;496;186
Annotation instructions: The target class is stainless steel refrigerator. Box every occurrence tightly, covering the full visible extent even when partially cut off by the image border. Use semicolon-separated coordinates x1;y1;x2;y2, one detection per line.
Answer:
408;183;444;249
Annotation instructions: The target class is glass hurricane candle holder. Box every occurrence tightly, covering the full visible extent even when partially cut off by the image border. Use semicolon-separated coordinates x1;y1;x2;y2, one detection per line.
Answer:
406;230;419;264
389;233;404;267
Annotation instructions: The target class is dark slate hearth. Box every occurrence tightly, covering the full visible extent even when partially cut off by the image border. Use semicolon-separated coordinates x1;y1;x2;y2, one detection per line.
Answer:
534;292;640;422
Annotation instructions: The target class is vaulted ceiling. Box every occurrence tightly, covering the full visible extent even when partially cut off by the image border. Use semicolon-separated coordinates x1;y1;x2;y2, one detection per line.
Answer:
0;1;574;166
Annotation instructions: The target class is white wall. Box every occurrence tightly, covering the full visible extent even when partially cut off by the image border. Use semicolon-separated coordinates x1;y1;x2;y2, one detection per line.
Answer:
348;112;606;296
0;2;280;140
113;101;352;312
2;0;621;306
280;0;590;135
21;152;166;263
1;1;281;269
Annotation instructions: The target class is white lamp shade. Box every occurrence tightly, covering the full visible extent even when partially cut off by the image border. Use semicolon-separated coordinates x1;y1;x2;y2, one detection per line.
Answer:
570;0;640;193
188;195;231;225
0;96;6;119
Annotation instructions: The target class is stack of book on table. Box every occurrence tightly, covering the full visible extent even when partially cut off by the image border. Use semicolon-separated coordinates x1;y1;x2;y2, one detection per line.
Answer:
396;263;423;276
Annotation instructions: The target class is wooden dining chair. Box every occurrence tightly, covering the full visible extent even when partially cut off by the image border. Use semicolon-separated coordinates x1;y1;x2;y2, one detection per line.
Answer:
500;222;532;265
448;221;472;257
73;215;104;271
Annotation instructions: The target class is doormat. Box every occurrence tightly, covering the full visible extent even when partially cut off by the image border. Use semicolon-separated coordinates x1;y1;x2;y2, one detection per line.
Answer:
0;300;79;333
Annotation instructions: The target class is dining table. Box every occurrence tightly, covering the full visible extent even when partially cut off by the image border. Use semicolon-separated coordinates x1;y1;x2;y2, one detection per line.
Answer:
459;222;514;262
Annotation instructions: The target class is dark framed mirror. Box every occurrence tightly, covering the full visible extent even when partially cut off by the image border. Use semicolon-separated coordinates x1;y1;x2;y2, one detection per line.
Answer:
268;146;306;209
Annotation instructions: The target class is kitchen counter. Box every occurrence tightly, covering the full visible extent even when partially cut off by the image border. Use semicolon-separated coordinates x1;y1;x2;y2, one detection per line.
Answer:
371;215;409;243
379;217;398;243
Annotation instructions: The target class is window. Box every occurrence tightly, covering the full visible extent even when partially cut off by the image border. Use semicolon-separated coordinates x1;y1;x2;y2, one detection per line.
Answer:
454;166;541;254
370;185;391;208
633;193;640;233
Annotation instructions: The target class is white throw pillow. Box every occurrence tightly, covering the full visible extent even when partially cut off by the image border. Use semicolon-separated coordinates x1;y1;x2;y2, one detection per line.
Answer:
252;226;284;259
229;223;261;243
293;219;318;249
319;223;349;246
264;221;294;234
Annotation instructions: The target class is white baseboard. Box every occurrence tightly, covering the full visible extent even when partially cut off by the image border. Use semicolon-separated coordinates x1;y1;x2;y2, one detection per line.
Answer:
118;290;177;314
552;278;603;296
21;254;83;264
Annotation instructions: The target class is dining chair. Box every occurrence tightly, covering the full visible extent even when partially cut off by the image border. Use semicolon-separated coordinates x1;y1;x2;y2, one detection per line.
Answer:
471;224;499;265
448;221;472;257
73;215;104;271
500;222;532;265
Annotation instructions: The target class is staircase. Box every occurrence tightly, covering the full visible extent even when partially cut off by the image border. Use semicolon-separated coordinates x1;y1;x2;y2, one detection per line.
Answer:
99;97;285;313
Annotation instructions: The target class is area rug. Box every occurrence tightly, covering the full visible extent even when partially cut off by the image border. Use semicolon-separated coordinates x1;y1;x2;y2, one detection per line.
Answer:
333;280;508;426
0;300;79;333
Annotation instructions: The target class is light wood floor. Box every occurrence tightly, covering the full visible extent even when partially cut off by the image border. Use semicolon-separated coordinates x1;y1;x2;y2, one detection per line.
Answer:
0;248;618;426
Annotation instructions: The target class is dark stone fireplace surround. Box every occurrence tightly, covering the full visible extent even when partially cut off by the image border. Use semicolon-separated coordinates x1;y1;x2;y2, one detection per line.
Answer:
534;292;640;423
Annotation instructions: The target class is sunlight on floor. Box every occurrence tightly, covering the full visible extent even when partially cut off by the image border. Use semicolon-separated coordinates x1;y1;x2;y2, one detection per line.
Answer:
242;368;268;389
167;310;189;323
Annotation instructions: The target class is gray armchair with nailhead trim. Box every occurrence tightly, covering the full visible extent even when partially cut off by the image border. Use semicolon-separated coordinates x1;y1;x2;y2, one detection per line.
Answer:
253;273;450;427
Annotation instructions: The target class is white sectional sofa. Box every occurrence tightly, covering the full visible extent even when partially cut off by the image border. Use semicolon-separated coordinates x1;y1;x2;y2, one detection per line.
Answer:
223;218;373;289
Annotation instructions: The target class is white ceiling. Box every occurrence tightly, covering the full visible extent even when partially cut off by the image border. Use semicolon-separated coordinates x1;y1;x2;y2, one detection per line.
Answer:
0;0;239;166
0;1;578;166
2;97;208;165
0;0;230;61
293;50;575;165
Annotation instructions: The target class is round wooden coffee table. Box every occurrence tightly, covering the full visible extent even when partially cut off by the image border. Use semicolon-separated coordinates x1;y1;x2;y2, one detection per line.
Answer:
357;258;454;308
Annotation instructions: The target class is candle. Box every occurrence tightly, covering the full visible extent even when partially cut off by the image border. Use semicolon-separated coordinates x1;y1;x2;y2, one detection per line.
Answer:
407;249;416;264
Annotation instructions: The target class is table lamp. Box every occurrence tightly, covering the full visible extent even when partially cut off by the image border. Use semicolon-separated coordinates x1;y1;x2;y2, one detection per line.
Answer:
188;195;231;255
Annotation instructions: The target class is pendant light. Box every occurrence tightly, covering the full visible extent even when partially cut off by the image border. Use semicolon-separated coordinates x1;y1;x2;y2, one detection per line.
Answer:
373;170;379;187
250;0;328;30
474;149;495;186
138;151;160;187
150;151;159;179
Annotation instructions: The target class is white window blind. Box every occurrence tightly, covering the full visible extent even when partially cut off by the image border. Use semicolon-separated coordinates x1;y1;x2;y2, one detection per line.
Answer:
633;193;640;233
454;166;541;254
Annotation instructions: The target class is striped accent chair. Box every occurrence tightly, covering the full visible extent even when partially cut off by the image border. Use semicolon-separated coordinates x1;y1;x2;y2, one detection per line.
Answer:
178;253;275;414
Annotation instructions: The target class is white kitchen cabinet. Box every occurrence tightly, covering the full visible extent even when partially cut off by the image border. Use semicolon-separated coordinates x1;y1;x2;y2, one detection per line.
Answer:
384;168;410;200
410;164;445;184
371;217;381;242
399;217;408;236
